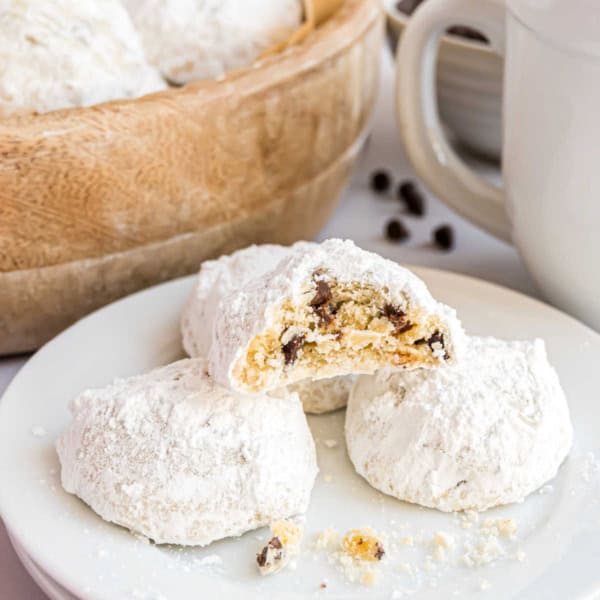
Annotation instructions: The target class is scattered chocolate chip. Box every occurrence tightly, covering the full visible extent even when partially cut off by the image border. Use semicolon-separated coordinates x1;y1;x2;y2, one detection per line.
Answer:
433;224;454;251
395;0;422;15
446;25;489;43
320;583;327;590
375;542;385;561
310;280;332;307
397;180;425;216
370;170;392;194
456;479;467;488
385;218;410;242
282;334;305;365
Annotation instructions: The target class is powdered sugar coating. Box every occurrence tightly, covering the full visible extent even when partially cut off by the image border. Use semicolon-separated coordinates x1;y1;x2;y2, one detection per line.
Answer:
181;242;354;413
56;358;318;545
0;0;166;116
289;374;355;414
123;0;302;84
346;337;573;512
208;238;465;393
182;244;290;359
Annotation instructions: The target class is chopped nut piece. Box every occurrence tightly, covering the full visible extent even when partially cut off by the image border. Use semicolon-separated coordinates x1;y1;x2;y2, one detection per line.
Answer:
341;528;385;562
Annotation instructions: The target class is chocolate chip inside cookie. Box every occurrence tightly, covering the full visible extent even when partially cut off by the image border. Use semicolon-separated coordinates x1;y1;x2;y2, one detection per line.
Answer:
282;334;305;365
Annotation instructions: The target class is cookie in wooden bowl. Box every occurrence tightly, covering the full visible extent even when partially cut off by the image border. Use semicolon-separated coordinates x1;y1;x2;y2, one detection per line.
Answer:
0;0;383;354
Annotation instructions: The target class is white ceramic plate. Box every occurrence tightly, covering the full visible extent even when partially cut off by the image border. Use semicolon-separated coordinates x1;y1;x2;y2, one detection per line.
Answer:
1;269;600;600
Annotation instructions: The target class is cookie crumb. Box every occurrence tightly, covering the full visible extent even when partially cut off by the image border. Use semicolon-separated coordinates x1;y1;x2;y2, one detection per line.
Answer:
256;520;303;576
360;569;378;586
342;528;385;562
433;531;455;548
316;528;339;550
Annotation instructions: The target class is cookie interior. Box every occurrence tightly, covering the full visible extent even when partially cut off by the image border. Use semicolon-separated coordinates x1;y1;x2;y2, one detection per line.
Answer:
232;273;453;393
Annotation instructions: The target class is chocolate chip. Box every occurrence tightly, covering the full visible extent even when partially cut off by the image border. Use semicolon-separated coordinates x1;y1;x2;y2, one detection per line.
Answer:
397;181;425;216
320;583;327;590
395;0;422;15
256;547;268;567
446;25;489;43
414;331;449;359
382;303;405;320
456;479;467;488
310;280;332;307
315;305;334;326
370;170;392;194
375;542;385;561
382;304;413;334
433;224;454;251
385;219;410;242
270;536;283;549
396;321;414;334
282;334;305;365
256;536;283;568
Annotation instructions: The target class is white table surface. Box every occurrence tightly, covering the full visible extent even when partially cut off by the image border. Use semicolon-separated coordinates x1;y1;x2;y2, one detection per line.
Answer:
0;51;536;599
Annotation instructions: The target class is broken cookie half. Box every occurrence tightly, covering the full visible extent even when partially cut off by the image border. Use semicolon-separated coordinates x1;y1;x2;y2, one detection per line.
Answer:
209;239;465;394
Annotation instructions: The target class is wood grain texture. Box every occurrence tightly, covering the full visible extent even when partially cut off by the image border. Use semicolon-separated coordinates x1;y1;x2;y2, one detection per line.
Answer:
0;0;382;353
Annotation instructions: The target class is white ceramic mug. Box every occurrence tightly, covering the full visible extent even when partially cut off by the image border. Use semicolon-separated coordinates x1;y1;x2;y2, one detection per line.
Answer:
397;0;600;330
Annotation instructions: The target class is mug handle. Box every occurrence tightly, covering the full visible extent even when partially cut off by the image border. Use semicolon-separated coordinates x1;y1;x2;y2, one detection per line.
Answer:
396;0;511;242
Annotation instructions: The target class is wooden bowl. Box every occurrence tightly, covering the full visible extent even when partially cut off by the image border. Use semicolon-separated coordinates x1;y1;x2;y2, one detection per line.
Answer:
0;0;383;354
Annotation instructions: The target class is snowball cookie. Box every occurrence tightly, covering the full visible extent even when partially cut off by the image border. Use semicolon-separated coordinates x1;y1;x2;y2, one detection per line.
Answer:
181;242;353;414
56;358;318;545
346;337;573;512
0;0;166;116
123;0;303;84
209;238;465;394
289;374;355;414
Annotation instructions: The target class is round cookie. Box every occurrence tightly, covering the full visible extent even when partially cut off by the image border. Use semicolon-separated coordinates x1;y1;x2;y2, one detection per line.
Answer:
289;374;355;414
0;0;166;116
181;243;354;414
123;0;303;84
57;358;318;545
345;336;573;512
